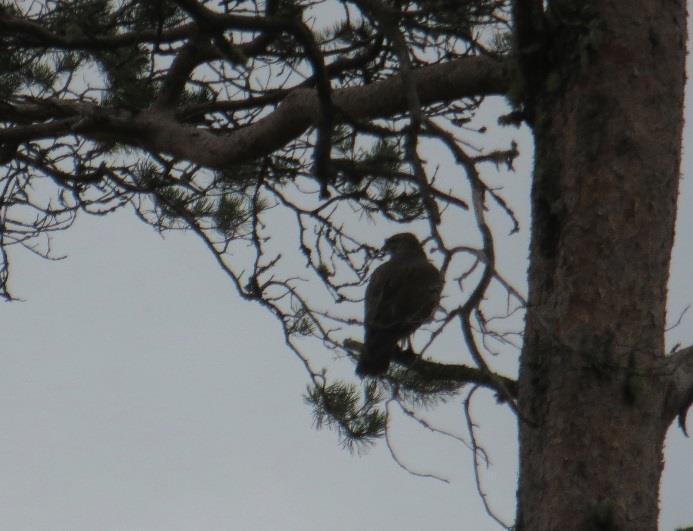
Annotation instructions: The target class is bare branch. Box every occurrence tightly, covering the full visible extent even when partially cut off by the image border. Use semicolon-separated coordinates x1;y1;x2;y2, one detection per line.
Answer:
464;387;513;530
384;401;450;483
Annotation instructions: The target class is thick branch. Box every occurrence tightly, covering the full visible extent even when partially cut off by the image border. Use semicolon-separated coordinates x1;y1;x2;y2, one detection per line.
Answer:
0;55;508;168
101;55;507;168
395;348;518;399
663;345;693;434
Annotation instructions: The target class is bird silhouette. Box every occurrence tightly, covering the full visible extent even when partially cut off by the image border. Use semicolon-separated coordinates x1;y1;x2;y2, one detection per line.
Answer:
357;233;442;377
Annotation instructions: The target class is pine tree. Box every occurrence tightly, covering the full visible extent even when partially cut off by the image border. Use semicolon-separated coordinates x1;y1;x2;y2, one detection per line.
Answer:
0;1;689;529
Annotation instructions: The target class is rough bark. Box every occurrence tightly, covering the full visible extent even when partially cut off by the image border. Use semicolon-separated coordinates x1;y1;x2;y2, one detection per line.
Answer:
517;1;687;530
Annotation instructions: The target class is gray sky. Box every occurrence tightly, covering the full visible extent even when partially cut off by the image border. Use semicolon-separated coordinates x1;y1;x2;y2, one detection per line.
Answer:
2;11;693;531
0;207;517;531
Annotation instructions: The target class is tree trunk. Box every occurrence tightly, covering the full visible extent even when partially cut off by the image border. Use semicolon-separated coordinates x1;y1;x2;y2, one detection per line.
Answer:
516;1;687;530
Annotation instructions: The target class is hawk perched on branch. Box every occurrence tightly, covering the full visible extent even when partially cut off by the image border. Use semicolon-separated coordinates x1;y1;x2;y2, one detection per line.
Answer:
357;233;443;377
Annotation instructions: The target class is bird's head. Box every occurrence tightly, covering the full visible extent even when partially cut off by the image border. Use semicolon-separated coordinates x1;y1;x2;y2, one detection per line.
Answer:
382;232;426;257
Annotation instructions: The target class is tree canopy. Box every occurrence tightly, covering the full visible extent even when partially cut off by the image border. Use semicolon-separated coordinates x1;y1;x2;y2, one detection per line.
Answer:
0;0;526;450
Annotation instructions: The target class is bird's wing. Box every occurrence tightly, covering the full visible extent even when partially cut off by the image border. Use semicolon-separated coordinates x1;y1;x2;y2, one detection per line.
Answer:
364;261;395;326
365;257;442;331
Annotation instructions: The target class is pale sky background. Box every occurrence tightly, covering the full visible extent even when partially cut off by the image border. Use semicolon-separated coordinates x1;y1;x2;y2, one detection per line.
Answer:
1;7;693;531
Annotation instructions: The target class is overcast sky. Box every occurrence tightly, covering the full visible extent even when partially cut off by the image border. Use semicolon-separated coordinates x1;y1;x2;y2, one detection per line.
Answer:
2;9;693;531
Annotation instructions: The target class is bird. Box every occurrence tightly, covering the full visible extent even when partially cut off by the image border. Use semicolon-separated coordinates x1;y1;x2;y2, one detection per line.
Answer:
356;233;443;377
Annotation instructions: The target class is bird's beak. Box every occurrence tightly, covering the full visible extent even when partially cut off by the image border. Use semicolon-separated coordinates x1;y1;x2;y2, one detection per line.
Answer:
378;242;392;258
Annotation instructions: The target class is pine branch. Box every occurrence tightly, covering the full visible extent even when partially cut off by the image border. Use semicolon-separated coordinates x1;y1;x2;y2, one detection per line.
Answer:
344;340;517;399
394;348;518;399
0;55;509;170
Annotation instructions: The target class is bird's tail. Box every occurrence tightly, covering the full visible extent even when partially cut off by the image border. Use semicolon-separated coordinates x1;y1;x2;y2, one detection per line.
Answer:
356;336;396;377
